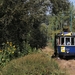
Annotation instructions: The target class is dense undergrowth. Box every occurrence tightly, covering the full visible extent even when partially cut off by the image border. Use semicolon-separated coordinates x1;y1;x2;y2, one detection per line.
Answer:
0;53;67;75
0;41;38;66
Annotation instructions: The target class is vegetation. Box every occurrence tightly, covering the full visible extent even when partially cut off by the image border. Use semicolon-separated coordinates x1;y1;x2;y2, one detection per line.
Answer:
0;41;39;66
47;3;75;42
0;42;16;66
0;0;70;49
0;0;71;65
0;0;73;75
0;53;67;75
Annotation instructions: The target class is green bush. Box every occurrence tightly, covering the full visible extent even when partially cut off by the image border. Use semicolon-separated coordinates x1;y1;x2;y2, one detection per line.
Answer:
0;40;39;67
0;53;67;75
0;42;17;66
15;41;37;57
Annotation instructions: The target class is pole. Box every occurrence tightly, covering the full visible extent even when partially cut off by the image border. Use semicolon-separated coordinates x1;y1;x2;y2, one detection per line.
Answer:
56;16;57;31
56;20;57;31
70;2;73;32
61;11;64;32
61;17;62;32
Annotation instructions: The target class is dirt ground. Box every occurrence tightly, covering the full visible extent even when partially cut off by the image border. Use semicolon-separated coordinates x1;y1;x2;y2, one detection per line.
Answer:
42;46;75;75
56;59;75;75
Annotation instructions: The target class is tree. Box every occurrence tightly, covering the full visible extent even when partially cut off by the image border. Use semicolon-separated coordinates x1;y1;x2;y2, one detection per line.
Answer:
50;0;70;15
0;0;70;51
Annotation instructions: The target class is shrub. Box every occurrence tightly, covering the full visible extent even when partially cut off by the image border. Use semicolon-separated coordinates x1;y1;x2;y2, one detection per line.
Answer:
0;41;38;66
0;42;16;66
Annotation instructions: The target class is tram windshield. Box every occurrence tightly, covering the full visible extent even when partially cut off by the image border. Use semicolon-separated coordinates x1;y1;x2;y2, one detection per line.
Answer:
57;37;75;46
66;38;70;45
71;38;74;45
61;38;64;45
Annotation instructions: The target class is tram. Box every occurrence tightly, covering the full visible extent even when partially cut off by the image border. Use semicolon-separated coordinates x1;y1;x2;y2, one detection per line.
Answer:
54;31;75;57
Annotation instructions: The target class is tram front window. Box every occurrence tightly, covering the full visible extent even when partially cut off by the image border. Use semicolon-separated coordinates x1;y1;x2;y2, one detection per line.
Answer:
71;38;74;45
66;38;70;45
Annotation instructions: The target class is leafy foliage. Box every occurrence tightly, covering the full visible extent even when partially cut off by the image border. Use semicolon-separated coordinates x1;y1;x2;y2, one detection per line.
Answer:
50;0;70;15
0;0;70;58
0;42;16;66
0;0;49;50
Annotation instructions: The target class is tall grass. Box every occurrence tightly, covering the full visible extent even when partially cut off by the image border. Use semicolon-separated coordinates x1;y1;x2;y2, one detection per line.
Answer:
0;53;67;75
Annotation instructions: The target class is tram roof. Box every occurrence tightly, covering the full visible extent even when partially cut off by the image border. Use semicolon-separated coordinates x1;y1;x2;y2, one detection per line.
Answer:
56;32;75;37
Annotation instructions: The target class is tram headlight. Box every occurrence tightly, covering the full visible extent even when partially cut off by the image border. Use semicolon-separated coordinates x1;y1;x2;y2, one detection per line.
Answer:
66;48;69;53
66;50;69;53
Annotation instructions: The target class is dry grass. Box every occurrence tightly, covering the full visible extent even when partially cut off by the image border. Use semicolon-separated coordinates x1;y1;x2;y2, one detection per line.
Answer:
0;53;67;75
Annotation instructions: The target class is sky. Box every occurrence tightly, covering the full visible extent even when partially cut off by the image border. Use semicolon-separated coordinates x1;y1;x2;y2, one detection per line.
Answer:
69;0;75;6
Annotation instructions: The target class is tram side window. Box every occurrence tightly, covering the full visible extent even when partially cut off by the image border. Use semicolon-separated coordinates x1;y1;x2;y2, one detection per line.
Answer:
71;38;74;45
61;38;64;45
56;37;60;45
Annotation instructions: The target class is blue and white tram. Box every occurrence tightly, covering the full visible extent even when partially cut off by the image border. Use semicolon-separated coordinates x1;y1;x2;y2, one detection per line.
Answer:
54;32;75;57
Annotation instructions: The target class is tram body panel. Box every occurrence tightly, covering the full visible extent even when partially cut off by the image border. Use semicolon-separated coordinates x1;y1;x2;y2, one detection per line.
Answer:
57;46;75;56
